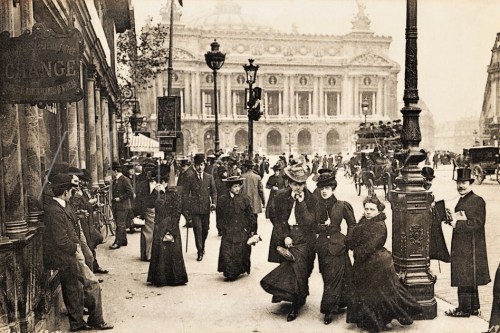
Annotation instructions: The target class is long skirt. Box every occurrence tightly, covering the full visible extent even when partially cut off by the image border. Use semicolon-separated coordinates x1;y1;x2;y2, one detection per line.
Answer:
217;239;251;278
140;208;155;261
260;243;311;308
488;264;500;330
347;248;422;332
147;219;188;286
318;252;351;314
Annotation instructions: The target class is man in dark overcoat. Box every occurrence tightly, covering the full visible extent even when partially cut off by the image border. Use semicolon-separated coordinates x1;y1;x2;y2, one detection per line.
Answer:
185;154;217;261
44;174;113;331
176;157;195;227
445;167;490;317
110;161;135;249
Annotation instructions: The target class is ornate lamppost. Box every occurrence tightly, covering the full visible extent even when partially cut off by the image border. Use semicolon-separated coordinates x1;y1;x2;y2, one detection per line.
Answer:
205;39;226;155
243;59;259;160
390;0;437;319
361;97;369;125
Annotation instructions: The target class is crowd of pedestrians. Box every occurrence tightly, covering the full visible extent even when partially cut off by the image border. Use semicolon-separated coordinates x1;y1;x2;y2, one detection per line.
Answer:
41;148;495;332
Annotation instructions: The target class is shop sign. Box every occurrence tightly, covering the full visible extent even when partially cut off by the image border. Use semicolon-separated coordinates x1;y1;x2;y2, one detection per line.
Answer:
0;23;84;104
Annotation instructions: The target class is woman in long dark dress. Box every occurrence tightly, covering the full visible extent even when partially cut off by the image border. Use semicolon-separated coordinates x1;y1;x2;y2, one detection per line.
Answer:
346;195;422;332
217;176;257;281
313;171;356;325
260;165;317;322
147;170;188;287
265;164;286;219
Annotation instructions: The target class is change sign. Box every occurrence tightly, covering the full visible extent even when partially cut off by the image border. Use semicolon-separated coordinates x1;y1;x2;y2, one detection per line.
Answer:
0;23;84;104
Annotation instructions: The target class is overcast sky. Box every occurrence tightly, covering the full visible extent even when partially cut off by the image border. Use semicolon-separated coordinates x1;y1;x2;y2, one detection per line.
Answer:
132;0;500;124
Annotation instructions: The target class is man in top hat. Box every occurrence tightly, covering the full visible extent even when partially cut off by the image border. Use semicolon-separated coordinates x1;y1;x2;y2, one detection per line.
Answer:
240;160;265;228
262;164;317;322
444;167;490;318
43;174;113;331
216;175;257;282
184;153;217;261
109;161;135;249
313;171;356;324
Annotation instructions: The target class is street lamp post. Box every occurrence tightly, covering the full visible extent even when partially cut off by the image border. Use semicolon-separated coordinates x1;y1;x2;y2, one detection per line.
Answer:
390;0;436;319
361;97;369;125
243;59;259;160
205;39;226;155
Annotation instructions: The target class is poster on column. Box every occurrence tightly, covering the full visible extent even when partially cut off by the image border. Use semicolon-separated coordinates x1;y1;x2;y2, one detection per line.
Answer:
157;96;181;137
0;23;84;104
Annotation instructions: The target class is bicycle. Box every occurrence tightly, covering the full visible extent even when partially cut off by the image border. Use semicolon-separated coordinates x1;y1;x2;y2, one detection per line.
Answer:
93;185;115;242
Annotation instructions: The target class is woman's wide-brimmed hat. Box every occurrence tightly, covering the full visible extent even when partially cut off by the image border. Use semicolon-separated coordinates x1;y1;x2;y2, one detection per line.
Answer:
455;167;474;183
222;175;245;184
314;172;337;188
312;168;333;181
283;165;310;183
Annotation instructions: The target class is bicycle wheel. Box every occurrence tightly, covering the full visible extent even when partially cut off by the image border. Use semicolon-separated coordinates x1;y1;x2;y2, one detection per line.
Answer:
96;211;109;242
104;203;115;236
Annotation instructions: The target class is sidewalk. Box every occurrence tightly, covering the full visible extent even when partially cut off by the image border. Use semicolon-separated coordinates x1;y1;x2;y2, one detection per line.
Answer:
83;216;489;333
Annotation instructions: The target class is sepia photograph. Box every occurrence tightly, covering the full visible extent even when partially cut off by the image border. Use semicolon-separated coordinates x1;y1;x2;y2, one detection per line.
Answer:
1;0;500;332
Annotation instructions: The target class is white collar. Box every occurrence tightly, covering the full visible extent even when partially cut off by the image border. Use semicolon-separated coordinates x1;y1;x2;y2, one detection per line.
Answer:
53;197;66;208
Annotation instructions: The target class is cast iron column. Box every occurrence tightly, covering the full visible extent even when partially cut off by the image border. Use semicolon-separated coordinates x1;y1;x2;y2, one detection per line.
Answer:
213;69;220;154
390;0;437;319
248;81;253;160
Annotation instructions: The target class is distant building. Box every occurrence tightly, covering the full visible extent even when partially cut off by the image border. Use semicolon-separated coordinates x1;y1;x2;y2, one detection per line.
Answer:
435;116;479;153
138;0;402;156
479;32;500;146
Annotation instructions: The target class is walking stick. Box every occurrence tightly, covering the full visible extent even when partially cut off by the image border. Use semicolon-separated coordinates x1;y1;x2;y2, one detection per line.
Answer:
185;219;189;253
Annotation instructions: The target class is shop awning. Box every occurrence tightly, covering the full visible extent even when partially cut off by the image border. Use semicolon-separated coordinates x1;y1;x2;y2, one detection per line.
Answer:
128;133;159;153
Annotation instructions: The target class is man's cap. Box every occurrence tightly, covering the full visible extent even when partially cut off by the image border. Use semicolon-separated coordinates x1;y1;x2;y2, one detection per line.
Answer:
111;161;122;172
51;174;77;192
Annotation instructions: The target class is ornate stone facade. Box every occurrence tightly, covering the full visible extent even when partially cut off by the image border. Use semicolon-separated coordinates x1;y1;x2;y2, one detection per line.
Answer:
139;0;401;156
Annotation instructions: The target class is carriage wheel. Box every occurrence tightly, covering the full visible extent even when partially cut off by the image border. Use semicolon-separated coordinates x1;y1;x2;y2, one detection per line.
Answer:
367;179;375;197
473;165;484;185
496;166;500;184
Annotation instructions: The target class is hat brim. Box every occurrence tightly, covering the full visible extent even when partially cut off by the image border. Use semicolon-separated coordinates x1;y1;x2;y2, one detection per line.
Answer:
455;178;474;184
283;168;309;183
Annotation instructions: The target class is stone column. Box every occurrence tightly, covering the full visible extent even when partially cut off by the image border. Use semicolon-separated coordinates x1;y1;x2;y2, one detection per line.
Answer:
219;74;226;118
354;77;359;117
283;76;289;118
319;76;325;118
184;72;191;118
377;78;383;117
190;73;196;117
312;76;319;117
101;89;111;183
86;65;98;189
111;110;118;163
67;102;79;166
94;80;104;186
289;76;295;119
226;74;232;118
77;96;86;169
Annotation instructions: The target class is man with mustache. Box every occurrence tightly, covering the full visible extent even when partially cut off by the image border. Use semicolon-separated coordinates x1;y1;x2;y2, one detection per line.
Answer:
444;167;490;318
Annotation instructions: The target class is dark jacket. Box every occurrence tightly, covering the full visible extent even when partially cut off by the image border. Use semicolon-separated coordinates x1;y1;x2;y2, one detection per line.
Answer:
315;196;356;257
185;171;217;215
217;193;257;242
43;199;79;271
267;187;317;263
451;191;490;286
111;174;134;211
177;167;195;218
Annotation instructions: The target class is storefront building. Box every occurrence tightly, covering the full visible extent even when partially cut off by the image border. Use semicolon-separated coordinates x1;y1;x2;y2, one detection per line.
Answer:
0;1;132;332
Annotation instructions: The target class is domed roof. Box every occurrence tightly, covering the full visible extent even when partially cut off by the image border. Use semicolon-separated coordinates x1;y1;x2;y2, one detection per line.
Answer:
190;0;276;32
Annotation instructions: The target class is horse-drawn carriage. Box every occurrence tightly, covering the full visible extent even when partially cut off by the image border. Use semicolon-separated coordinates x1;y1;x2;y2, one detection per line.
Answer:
352;120;402;198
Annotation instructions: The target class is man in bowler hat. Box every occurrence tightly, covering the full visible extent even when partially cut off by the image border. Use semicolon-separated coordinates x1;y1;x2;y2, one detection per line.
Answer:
444;167;490;317
184;154;217;261
109;161;135;249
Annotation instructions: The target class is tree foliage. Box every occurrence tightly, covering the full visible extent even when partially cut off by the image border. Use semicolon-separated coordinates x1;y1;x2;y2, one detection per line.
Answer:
116;18;171;90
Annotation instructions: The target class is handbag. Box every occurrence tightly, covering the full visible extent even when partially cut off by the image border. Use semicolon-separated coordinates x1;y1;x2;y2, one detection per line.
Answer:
162;232;174;243
276;246;295;262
